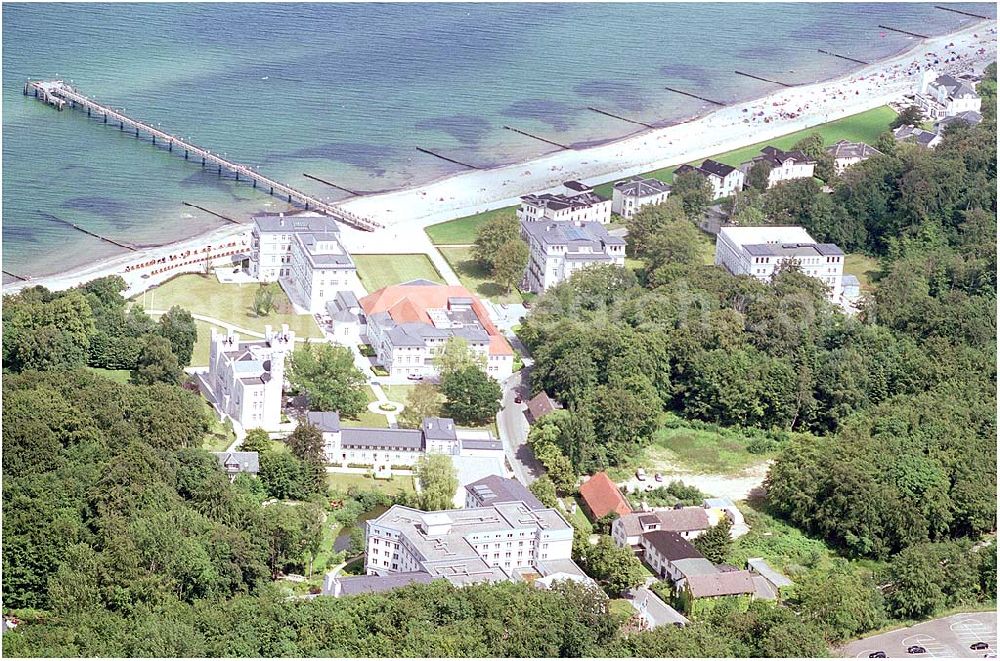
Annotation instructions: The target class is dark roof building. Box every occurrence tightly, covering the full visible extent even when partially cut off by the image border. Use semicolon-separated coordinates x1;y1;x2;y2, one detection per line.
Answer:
324;571;437;597
642;530;705;561
465;475;544;510
525;391;562;423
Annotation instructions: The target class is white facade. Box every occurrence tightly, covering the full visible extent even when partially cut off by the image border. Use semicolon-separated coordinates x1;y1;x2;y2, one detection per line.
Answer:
517;181;612;224
714;225;844;301
916;70;981;120
611;177;672;218
207;324;295;430
364;503;576;585
520;220;626;293
675;160;745;199
740;147;816;188
826;140;882;174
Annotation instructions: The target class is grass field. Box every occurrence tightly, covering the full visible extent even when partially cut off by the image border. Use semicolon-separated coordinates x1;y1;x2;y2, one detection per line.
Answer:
567;496;595;533
135;273;322;340
354;254;443;292
326;473;415;496
425;207;516;246
438;246;523;304
86;366;131;384
382;384;417;403
590;105;897;195
609;599;636;619
844;253;882;291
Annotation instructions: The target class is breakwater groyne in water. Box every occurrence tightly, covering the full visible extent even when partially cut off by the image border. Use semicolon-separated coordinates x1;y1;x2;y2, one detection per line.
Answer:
23;80;381;232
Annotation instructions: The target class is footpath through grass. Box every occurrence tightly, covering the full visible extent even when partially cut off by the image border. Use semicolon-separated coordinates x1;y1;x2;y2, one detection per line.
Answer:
354;253;443;292
425;106;897;243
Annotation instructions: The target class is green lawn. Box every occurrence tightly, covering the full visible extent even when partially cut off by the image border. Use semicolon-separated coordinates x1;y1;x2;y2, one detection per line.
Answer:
425;207;517;246
844;253;881;291
85;366;131;384
326;473;415;496
202;402;236;452
609;599;636;619
438;246;523;304
382;384;417;403
339;386;389;429
354;254;443;293
135;273;322;340
567;496;595;533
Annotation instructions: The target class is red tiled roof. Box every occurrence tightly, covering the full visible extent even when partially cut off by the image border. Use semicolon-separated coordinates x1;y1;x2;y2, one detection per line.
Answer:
360;283;513;356
579;472;632;520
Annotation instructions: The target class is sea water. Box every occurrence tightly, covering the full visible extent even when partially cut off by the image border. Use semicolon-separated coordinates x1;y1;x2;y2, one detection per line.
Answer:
2;2;995;280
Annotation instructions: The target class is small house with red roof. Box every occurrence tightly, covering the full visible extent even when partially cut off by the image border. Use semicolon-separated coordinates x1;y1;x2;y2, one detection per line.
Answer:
360;280;514;381
525;391;562;423
579;471;633;522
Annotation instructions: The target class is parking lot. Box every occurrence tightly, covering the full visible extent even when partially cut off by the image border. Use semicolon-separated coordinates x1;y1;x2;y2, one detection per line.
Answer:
840;612;997;659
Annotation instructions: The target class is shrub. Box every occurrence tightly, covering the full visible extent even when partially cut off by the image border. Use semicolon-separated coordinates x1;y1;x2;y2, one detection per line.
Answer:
371;365;389;377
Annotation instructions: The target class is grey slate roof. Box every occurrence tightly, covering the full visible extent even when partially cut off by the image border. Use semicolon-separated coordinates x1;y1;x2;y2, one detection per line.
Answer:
932;74;978;98
743;242;844;258
618;508;711;538
675;159;736;180
826;140;883;160
643;530;705;561
465;475;544;510
632;586;689;628
307;411;341;432
563;180;592;192
342;427;424;450
461;438;504;451
331;571;437;596
211;451;260;474
747;557;793;588
252;213;340;234
893;125;940;148
520;220;625;251
756;146;816;167
422;417;458;442
936;111;983;129
686;570;756;598
613;176;672;198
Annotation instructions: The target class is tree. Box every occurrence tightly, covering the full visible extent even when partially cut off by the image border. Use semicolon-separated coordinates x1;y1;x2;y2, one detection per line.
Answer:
746;160;773;191
240;428;272;454
693;516;732;563
624;196;687;258
492;239;529;293
347;526;365;557
671;169;714;219
415;453;458;511
643;218;705;272
440;365;501;425
577;536;646;597
157;306;197;367
130;334;183;385
793;133;836;182
529;475;558;508
259;451;319;501
886;545;946;618
287;344;368;418
398;382;444;428
437;336;485;376
253;284;278;317
891;104;924;129
795;563;886;642
285;420;325;463
473;214;520;269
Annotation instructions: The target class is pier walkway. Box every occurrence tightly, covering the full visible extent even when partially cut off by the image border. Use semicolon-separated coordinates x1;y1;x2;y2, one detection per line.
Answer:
24;80;380;232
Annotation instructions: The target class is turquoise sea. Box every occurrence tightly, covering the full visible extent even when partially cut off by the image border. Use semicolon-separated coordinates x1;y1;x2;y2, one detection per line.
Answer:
2;2;995;280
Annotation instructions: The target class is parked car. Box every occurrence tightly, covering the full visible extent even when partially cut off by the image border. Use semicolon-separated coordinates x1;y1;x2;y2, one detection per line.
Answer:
869;652;886;659
407;374;423;381
635;468;647;481
654;473;663;482
907;646;927;654
514;395;522;404
971;643;990;651
645;484;654;492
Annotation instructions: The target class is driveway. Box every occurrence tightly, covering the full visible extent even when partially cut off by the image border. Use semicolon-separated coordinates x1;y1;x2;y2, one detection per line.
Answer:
839;612;997;659
496;369;544;485
620;461;771;502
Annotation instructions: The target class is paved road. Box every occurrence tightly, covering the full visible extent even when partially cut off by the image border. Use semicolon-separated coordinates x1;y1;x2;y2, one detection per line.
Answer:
495;369;544;485
840;612;997;659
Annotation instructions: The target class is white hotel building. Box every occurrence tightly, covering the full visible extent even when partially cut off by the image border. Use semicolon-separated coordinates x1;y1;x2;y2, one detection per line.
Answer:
517;180;612;225
714;225;845;301
206;324;296;431
249;211;359;314
520;220;626;293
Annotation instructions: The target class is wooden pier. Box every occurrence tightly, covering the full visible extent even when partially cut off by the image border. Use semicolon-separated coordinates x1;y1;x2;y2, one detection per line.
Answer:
817;49;870;66
415;147;481;169
663;86;726;106
877;24;929;39
24;80;380;232
585;107;657;129
502;125;570;150
934;5;990;19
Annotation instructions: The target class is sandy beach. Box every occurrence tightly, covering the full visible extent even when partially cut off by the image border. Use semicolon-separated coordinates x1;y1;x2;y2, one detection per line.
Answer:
5;18;995;297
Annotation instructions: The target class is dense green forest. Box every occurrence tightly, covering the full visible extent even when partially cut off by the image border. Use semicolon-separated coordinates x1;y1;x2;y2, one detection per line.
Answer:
3;67;996;656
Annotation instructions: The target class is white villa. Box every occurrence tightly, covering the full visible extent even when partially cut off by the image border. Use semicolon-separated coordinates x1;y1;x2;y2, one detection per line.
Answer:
825;140;883;174
520;220;626;293
517;180;612;225
248;211;360;314
308;412;505;473
360;282;514;381
739;146;816;188
674;159;745;199
206;325;295;430
714;225;845;301
915;70;981;120
611;177;671;218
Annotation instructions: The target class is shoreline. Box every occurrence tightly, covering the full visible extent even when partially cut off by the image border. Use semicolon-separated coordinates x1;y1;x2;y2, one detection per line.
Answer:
4;18;995;297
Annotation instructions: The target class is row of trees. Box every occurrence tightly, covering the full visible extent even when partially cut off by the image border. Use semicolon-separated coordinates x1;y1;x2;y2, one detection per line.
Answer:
3;275;197;383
